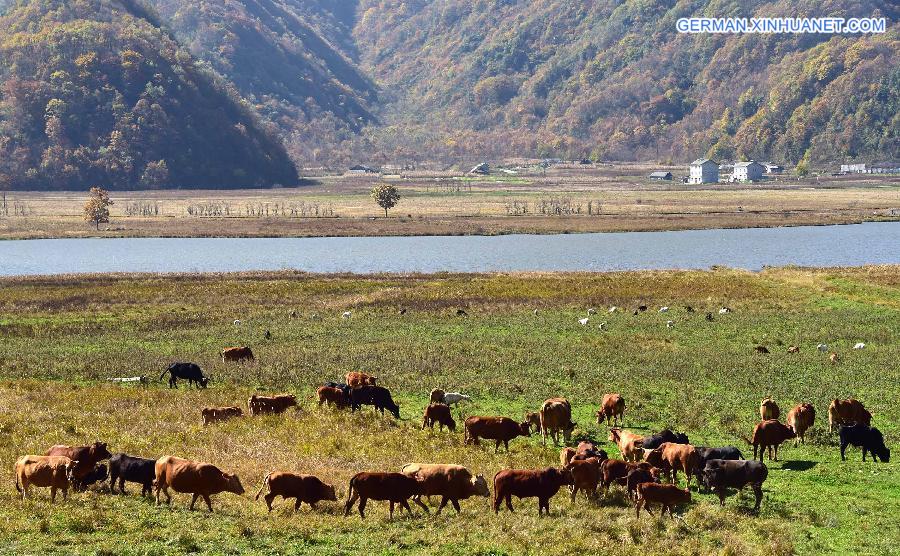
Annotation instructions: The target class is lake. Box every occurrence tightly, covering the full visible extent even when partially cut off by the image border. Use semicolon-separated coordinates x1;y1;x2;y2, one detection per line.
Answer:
0;222;898;276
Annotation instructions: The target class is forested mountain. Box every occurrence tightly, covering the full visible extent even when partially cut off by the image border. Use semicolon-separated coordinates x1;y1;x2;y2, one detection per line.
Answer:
0;0;298;190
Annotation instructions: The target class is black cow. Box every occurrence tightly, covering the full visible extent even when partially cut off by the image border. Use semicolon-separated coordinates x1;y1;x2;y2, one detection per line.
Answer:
161;362;208;389
694;446;745;490
350;386;400;419
642;429;690;450
81;463;108;489
839;424;890;462
702;459;768;512
109;453;156;496
325;382;352;398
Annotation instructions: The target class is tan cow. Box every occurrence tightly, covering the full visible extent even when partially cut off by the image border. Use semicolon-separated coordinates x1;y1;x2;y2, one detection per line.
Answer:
643;442;700;488
828;398;871;431
201;406;243;426
596;393;626;427
248;394;297;416
760;397;780;421
154;456;244;512
346;372;377;389
608;428;644;461
14;455;78;502
539;397;576;446
400;463;489;514
786;403;816;445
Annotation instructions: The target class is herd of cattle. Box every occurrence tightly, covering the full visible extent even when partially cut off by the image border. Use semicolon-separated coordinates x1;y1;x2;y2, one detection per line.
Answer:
14;367;891;520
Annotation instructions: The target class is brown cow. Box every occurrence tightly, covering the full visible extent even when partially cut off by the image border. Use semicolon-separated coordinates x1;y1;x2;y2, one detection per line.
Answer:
346;372;377;389
643;442;700;488
539;397;576;446
422;403;456;432
316;386;349;409
222;346;254;363
600;459;659;494
564;457;603;502
524;411;541;432
635;482;691;519
254;472;337;511
248;394;297;416
400;463;489;514
625;467;660;501
45;441;112;489
828;398;871;431
745;420;796;461
596;394;626;427
560;447;577;467
429;388;446;404
464;416;531;452
608;428;644;461
15;455;78;501
344;472;428;518
760;397;780;421
786;403;816;445
201;406;243;426
154;456;245;512
492;467;572;515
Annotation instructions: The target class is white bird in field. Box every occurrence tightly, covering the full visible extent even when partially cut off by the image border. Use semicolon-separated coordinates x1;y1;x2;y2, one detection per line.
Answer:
719;307;732;314
853;342;866;350
578;318;589;326
666;320;675;328
659;307;669;313
817;343;828;352
588;308;597;315
233;320;242;326
342;311;352;319
608;306;617;313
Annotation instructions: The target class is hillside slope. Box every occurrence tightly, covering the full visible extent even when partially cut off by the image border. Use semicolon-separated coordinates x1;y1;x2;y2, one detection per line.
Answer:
0;0;298;190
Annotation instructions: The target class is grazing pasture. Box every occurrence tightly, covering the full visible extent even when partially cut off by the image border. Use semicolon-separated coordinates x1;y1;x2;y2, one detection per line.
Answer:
0;267;898;555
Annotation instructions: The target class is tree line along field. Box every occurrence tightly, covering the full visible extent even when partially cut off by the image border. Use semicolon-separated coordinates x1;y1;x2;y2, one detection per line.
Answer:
0;267;898;555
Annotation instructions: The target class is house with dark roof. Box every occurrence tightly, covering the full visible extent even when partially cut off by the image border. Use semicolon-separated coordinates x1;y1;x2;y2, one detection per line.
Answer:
688;159;718;184
649;171;673;181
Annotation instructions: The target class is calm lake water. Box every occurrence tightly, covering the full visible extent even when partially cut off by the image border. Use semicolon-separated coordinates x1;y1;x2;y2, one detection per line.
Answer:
1;222;898;276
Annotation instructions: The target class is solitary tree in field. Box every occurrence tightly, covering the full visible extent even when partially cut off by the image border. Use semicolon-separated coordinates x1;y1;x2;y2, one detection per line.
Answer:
371;183;400;217
83;186;113;230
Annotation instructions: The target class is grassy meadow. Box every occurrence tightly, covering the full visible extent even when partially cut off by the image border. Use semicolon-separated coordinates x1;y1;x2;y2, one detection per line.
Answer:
0;268;899;555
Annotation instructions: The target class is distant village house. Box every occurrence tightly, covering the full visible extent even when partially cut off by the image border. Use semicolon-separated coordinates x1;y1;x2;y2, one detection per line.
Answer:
732;161;765;182
688;158;719;184
648;171;673;181
841;162;900;174
764;163;783;174
348;164;379;175
469;162;490;175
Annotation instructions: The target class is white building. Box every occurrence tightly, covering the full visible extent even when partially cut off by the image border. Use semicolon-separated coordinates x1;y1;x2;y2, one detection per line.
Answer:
688;159;719;184
733;161;766;182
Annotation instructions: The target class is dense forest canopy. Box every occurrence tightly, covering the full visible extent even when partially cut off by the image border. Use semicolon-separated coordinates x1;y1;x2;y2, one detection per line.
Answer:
0;0;897;190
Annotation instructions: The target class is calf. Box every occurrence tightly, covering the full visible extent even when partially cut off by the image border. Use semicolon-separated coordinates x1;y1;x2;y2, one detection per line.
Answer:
81;463;108;489
201;406;243;425
422;403;456;432
839;424;890;462
745;420;796;461
539;397;576;446
642;429;690;450
429;388;446;404
346;372;377;389
109;453;156;496
442;392;470;406
154;456;245;512
625;467;660;501
828;398;871;431
161;362;208;389
15;455;78;502
350;386;400;418
248;394;297;416
316;386;350;409
702;459;768;512
400;463;489;514
786;403;816;445
464;416;531;452
600;459;658;494
255;472;337;511
222;346;254;363
760;397;780;421
45;441;112;490
643;442;700;488
693;446;745;489
596;394;626;426
560;447;577;467
635;483;691;519
564;457;603;502
608;428;644;461
492;467;572;515
344;472;427;518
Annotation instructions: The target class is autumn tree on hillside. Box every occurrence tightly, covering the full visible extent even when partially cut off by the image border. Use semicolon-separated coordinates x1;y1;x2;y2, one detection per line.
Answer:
371;183;400;217
83;187;113;230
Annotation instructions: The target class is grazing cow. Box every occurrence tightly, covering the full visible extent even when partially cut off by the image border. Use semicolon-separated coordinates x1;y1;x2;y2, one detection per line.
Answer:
14;455;78;501
255;472;337;511
786;403;816;445
564;458;603;502
576;441;606;459
429;388;446;404
595;394;626;427
400;463;490;514
45;442;112;490
316;386;350;409
222;346;254;363
492;467;572;515
346;372;377;389
642;429;690;450
442;392;470;406
80;463;108;489
422;403;456;432
201;406;243;425
760;397;780;421
626;467;661;501
693;446;745;489
828;398;872;431
635;483;691;519
109;453;156;496
161;362;208;389
524;411;542;432
839;424;890;462
539;398;576;446
344;472;427;518
643;442;700;488
787;345;800;353
154;456;244;512
349;386;401;419
465;416;531;453
745;420;796;461
608;428;644;462
600;459;659;494
754;345;770;354
248;394;298;416
702;459;768;512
